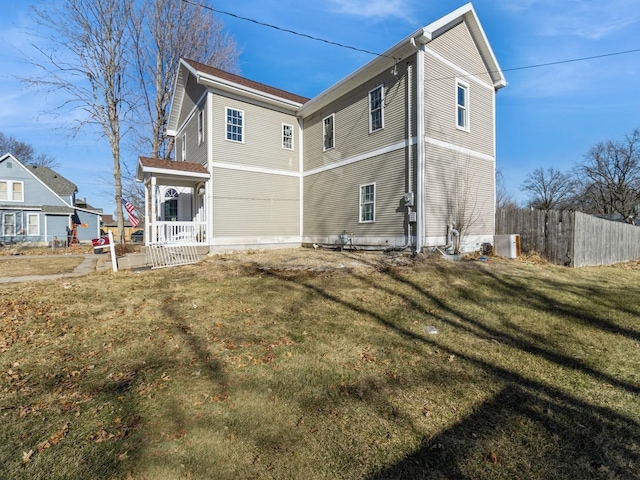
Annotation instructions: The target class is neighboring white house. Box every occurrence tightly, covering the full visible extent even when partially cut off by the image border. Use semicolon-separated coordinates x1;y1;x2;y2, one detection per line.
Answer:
136;3;506;253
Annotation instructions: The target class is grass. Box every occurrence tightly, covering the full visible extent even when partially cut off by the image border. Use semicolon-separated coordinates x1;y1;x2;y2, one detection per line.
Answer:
1;251;639;479
0;256;84;277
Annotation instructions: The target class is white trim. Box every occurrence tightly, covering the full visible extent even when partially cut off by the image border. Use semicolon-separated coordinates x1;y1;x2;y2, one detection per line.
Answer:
0;179;24;202
304;137;417;177
425;136;495;162
212;161;300;178
207;91;215;247
141;166;210;179
282;123;294;150
359;182;376;223
181;133;187;161
225;106;245;144
1;211;16;236
168;90;208;137
416;45;426;252
27;212;39;236
425;47;494;91
298;117;304;238
368;84;385;133
455;78;470;132
198;109;204;145
322;113;335;151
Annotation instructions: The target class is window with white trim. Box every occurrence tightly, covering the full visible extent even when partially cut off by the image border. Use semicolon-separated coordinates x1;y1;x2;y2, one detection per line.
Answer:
2;212;15;236
164;188;179;220
27;213;39;236
323;114;334;151
181;133;187;161
282;123;294;150
359;183;375;223
0;180;24;202
456;79;469;131
226;107;244;143
198;109;204;145
369;85;384;132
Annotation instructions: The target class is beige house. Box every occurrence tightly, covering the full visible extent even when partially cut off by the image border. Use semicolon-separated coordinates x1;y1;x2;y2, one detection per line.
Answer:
136;3;506;253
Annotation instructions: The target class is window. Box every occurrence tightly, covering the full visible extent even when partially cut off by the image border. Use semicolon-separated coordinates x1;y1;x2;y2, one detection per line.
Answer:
198;109;204;145
164;188;179;221
226;107;244;143
360;183;375;223
181;133;187;161
0;180;24;202
369;85;384;132
27;213;39;236
456;80;469;131
282;124;294;150
323;114;334;151
2;212;15;236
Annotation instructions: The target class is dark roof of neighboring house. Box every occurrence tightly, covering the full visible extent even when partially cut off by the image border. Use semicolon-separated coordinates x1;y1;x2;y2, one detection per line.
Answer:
183;58;310;105
75;197;102;212
139;156;209;174
28;165;77;196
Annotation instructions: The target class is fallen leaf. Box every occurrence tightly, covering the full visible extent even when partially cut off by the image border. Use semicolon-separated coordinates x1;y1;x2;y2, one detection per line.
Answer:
22;450;34;464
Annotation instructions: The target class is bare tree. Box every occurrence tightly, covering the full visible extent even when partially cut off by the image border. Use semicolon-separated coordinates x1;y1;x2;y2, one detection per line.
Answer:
28;0;134;241
574;128;640;223
0;132;59;168
496;169;518;209
521;167;575;211
130;0;240;159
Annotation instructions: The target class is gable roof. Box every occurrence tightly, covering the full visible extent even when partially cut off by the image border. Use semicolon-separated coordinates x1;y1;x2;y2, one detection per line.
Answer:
136;157;210;182
28;165;77;196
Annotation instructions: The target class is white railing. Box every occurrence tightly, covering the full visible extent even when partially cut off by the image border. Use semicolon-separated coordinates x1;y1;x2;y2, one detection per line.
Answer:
153;221;206;245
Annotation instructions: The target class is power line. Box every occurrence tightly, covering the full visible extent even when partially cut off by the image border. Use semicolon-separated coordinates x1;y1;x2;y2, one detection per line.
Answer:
503;48;640;73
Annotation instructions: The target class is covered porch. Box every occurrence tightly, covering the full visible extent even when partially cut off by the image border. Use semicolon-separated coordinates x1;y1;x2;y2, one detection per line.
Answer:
136;157;210;246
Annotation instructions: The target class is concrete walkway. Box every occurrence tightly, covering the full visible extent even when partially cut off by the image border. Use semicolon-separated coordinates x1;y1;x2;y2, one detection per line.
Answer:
0;254;100;284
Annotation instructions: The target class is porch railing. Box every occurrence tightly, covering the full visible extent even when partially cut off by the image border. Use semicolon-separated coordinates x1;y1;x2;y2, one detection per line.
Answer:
153;221;206;245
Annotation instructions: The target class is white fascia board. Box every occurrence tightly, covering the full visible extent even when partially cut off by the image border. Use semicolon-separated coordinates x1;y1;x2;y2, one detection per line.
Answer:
140;166;210;179
212;161;300;178
196;76;303;112
167;61;191;135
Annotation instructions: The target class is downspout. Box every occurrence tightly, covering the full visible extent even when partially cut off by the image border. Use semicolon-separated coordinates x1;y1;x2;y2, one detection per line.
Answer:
298;116;304;242
206;90;215;249
411;34;428;253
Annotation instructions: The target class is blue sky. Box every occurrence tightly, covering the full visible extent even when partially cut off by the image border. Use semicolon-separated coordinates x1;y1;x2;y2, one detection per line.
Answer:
1;0;639;215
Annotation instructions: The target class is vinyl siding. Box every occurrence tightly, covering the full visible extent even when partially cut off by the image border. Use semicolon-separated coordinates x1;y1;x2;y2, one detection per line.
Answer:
424;143;494;239
212;168;299;237
211;95;300;172
303;55;417;172
178;104;208;166
303;147;410;239
178;74;207;127
424;22;494;157
0;161;67;207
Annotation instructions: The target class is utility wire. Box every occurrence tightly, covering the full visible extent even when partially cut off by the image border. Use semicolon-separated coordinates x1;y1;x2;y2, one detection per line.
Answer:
183;0;640;80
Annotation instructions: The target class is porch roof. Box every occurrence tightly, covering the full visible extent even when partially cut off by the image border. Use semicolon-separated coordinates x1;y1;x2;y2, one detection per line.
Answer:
136;157;210;184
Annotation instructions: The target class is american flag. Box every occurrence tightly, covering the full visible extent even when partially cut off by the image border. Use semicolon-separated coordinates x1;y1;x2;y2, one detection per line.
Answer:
121;198;140;228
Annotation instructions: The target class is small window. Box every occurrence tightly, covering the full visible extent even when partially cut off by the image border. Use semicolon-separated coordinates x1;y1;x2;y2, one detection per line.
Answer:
2;212;15;236
282;124;294;150
323;114;334;151
181;133;187;161
360;183;375;223
226;107;244;143
0;180;24;202
456;80;469;131
369;85;384;132
198;109;204;145
27;213;39;236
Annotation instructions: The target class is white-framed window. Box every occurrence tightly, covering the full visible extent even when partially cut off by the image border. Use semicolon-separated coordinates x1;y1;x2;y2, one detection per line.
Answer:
369;85;384;132
456;79;469;131
181;133;187;161
164;188;179;221
2;212;15;236
226;107;244;143
323;113;334;151
0;180;24;202
27;213;39;236
282;123;294;150
359;183;375;223
198;109;204;145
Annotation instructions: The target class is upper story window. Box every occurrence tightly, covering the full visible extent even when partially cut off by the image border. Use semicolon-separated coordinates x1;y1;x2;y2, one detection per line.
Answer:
0;180;24;202
198;109;204;145
181;133;187;161
359;183;375;223
226;107;244;143
369;85;384;132
323;114;334;151
456;79;469;131
282;124;294;150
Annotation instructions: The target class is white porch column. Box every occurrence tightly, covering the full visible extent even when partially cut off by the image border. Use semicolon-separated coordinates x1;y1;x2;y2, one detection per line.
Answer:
151;175;157;245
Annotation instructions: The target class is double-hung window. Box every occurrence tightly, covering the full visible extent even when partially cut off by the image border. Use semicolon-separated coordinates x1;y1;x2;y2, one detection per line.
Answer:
369;85;384;132
226;107;244;143
359;183;375;223
0;180;24;202
2;212;15;236
456;79;469;131
282;124;294;150
323;114;334;151
27;213;39;236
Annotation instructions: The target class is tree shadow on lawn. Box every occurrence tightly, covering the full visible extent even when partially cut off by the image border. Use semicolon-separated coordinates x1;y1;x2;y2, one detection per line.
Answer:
263;258;640;479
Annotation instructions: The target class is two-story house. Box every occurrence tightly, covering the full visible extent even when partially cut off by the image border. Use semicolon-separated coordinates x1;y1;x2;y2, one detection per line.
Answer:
136;3;506;253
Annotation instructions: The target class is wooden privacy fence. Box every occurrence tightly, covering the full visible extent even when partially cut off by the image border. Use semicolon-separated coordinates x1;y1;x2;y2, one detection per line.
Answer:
496;209;640;267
